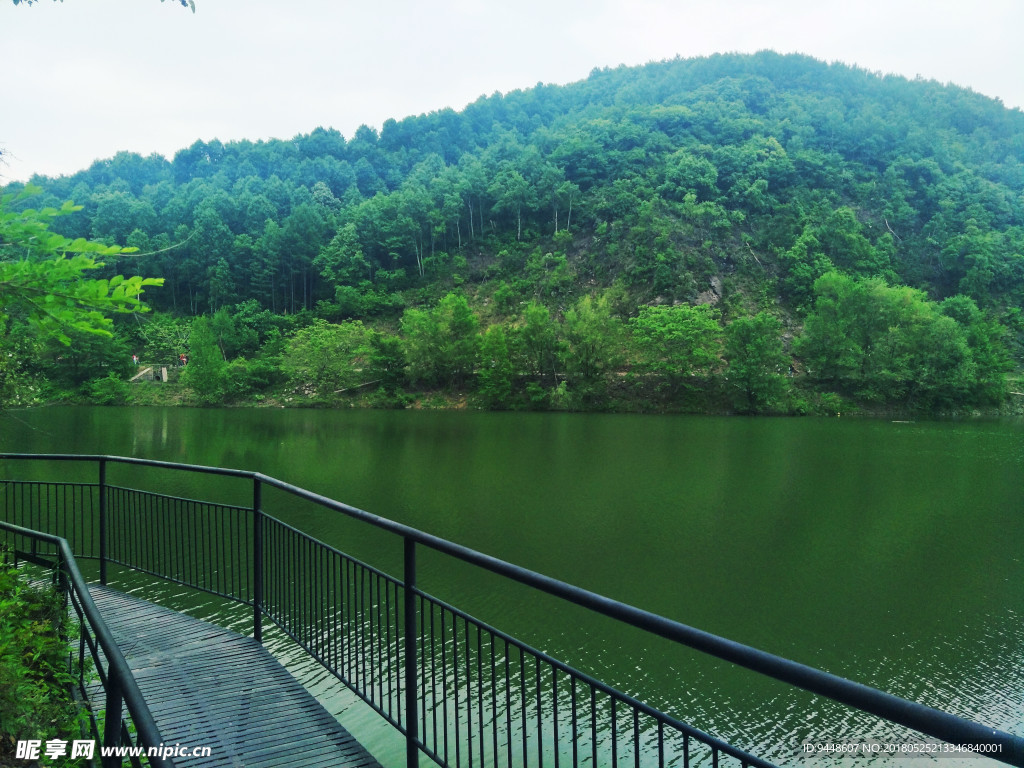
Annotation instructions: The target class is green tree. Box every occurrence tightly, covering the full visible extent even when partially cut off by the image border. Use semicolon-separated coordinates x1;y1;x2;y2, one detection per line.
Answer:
724;312;789;413
477;325;514;405
629;304;722;396
559;294;624;400
430;294;481;391
940;295;1012;403
517;300;560;384
282;319;368;394
181;316;226;404
402;292;479;388
796;273;986;406
366;330;406;393
314;223;371;288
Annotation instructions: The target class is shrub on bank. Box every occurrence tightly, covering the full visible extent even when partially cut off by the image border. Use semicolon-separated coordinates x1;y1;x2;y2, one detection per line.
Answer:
0;560;87;764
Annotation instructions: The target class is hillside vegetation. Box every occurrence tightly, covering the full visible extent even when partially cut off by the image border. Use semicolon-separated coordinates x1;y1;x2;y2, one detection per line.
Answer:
3;51;1023;414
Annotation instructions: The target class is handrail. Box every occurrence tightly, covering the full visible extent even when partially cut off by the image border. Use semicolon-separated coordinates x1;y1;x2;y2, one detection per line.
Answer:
2;452;1022;767
0;519;174;768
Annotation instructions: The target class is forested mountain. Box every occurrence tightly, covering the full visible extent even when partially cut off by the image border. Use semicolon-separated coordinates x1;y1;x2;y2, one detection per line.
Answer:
3;51;1023;413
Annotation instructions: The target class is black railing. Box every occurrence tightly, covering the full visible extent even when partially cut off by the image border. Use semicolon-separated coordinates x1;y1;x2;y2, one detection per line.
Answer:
0;519;174;768
1;453;1022;768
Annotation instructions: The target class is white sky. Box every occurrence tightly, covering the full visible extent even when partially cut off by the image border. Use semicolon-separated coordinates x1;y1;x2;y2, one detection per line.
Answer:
2;0;1022;183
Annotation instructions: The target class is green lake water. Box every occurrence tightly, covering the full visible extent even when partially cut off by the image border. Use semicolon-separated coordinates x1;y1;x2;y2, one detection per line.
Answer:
1;406;1021;766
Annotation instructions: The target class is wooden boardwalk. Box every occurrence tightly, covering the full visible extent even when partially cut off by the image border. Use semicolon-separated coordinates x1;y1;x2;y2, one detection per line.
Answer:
89;585;383;768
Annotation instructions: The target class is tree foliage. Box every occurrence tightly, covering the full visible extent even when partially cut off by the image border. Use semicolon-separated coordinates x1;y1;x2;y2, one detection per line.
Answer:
4;52;1022;413
630;304;722;394
724;312;789;413
0;188;163;344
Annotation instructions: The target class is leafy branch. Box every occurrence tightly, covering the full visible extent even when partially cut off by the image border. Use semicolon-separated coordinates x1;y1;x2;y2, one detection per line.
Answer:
0;187;164;344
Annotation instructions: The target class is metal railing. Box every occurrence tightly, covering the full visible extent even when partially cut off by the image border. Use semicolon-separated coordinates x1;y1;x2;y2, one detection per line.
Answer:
1;453;1022;768
0;519;174;768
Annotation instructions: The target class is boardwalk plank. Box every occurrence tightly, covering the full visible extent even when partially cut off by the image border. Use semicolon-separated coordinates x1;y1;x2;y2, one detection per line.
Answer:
90;585;384;768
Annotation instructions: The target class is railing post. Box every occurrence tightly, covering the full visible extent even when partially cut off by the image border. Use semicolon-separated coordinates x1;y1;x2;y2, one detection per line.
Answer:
98;458;108;586
102;666;124;768
252;477;263;644
403;537;419;768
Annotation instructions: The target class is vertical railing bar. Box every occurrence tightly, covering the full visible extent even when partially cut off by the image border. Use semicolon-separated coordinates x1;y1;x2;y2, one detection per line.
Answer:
236;505;242;602
376;567;383;708
358;559;366;695
184;498;192;589
504;637;512;768
430;600;439;754
536;655;543;768
129;489;137;573
134;487;143;573
347;556;354;687
442;605;450;766
553;665;560;768
478;625;485;767
633;708;640;768
293;526;300;638
307;536;314;650
98;459;107;585
521;650;528;768
101;668;123;768
591;689;597;768
173;494;182;586
219;498;228;596
386;568;394;719
252;479;263;642
328;550;337;673
612;697;618;768
371;561;378;708
139;489;147;574
346;556;353;687
454;612;461;768
186;496;193;589
58;483;65;550
196;500;204;591
298;534;305;643
314;540;321;660
315;540;321;660
314;539;321;656
419;593;427;739
572;676;578;768
468;618;475;768
307;535;313;647
131;489;140;575
403;537;418;768
200;500;209;592
225;504;233;600
658;720;664;768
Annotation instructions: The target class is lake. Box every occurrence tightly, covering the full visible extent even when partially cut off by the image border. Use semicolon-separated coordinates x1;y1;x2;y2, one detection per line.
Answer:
1;406;1021;766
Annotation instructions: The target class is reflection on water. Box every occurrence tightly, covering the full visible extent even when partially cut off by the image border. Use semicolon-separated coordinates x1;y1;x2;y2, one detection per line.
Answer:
1;407;1022;767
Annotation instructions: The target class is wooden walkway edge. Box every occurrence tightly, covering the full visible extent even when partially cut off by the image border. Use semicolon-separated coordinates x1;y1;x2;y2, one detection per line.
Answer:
89;585;383;768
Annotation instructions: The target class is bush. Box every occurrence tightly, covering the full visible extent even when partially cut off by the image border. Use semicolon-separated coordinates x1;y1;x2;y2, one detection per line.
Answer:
225;358;285;400
86;373;129;405
0;560;87;762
